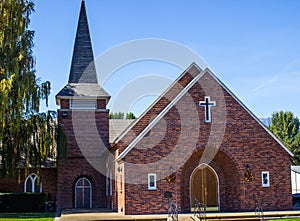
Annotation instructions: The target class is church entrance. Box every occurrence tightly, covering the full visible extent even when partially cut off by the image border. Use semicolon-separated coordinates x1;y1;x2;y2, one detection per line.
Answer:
190;164;219;211
75;177;92;208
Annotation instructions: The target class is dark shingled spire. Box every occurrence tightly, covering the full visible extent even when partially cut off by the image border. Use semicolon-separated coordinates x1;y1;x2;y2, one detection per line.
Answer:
56;1;110;105
68;0;98;83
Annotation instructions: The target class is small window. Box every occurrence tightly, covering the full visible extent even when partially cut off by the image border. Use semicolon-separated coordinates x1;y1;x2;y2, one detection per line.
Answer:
148;173;157;190
262;171;270;187
24;173;42;193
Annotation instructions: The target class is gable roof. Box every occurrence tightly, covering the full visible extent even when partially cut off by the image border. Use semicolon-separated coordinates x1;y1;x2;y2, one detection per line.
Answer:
115;63;293;161
109;119;135;143
112;62;202;144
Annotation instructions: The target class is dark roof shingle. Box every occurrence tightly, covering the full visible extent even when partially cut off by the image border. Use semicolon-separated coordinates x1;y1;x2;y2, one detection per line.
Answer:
68;0;98;84
56;83;110;98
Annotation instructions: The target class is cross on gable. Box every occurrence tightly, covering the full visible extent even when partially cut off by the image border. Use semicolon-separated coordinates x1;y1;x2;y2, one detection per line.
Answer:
199;96;216;123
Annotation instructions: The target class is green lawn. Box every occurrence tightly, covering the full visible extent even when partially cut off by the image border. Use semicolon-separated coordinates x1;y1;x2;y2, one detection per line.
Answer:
269;219;300;221
0;213;55;221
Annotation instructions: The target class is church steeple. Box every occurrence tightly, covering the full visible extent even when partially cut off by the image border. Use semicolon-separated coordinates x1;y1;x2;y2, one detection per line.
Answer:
55;2;110;210
56;0;110;105
68;0;98;83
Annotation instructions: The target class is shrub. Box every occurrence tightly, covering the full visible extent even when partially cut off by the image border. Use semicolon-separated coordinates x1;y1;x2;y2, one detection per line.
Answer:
0;192;49;212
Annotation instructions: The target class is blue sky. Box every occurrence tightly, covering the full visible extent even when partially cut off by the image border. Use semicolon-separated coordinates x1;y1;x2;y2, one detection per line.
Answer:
31;0;300;118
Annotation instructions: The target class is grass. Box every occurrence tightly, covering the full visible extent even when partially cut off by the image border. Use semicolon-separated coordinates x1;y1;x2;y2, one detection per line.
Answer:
0;213;55;221
275;219;300;221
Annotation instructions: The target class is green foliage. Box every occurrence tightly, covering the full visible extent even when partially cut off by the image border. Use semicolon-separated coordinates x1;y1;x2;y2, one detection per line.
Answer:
269;111;300;165
275;219;300;221
0;192;49;212
55;123;68;164
109;112;124;119
0;0;67;178
0;213;55;221
0;213;55;218
109;111;136;119
126;112;136;119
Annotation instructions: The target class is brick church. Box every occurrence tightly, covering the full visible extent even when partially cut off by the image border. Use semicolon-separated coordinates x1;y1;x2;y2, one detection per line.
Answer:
0;1;294;215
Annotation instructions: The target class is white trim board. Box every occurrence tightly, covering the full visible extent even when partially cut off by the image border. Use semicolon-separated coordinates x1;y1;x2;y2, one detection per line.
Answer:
205;69;293;157
116;65;206;161
113;62;202;144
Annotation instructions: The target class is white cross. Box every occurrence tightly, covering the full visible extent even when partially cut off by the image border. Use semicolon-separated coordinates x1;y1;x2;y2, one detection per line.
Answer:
199;96;216;123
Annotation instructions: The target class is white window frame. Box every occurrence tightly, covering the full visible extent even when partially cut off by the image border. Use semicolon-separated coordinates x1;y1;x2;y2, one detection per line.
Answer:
148;173;157;190
105;170;113;196
262;171;270;187
24;173;42;193
106;172;109;196
109;170;113;196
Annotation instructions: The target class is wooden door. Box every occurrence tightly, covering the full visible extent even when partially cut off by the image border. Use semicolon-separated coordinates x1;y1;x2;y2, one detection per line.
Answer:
75;177;92;208
191;165;218;211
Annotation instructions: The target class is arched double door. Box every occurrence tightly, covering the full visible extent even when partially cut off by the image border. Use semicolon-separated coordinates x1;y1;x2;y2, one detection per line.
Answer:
190;164;219;211
75;177;92;208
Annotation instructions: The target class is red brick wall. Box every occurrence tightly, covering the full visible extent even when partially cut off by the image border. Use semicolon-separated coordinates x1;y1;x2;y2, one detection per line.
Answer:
56;98;110;210
40;168;58;201
60;99;70;109
97;99;107;109
0;168;57;201
56;157;107;209
116;66;292;215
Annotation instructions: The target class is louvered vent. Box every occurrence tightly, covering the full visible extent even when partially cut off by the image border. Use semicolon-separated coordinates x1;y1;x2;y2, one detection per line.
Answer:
70;99;97;109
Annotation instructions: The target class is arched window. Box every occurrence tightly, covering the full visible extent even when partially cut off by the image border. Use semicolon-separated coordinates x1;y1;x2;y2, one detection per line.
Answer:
24;173;42;193
75;177;92;208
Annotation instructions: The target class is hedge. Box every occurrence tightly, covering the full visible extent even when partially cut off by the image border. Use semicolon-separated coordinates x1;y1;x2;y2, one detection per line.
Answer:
0;192;49;212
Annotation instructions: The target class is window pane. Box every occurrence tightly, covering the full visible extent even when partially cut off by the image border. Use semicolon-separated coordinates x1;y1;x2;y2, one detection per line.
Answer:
84;188;90;208
34;182;41;193
150;176;155;187
76;188;83;208
83;179;90;187
26;179;32;192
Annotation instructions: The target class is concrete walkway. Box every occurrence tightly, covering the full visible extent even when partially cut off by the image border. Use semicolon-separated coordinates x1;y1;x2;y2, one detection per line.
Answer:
58;209;300;221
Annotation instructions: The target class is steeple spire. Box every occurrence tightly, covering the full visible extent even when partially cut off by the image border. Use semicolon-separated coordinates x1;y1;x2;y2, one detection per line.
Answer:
56;1;110;105
68;0;98;83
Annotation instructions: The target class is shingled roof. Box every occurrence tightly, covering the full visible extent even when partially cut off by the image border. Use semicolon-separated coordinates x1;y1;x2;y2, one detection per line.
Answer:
56;83;110;98
56;1;110;104
109;119;135;143
69;0;97;84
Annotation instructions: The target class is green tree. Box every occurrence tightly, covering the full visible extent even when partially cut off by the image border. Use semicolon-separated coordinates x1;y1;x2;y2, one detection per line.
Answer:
269;111;300;165
126;112;136;119
0;0;66;179
109;112;136;119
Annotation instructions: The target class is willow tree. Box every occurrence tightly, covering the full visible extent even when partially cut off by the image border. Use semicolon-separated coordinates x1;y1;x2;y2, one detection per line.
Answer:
0;0;66;179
